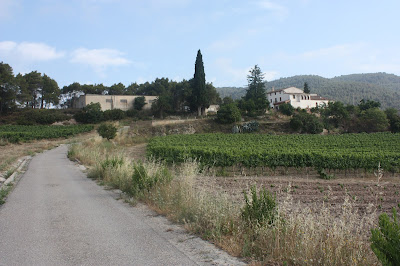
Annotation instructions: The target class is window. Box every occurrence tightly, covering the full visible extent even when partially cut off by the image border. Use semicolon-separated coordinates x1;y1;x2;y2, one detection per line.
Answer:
106;99;112;103
275;98;277;102
270;99;272;103
120;99;127;103
279;97;281;101
275;92;276;95
293;95;295;99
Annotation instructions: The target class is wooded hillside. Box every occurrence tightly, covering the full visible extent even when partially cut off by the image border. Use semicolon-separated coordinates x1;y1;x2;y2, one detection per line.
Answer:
217;73;400;109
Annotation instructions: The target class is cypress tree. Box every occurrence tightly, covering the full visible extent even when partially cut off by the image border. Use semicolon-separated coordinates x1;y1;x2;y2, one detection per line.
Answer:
304;82;310;93
192;49;206;116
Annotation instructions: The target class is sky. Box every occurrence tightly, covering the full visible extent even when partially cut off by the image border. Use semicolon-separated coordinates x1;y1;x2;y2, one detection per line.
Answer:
1;0;400;88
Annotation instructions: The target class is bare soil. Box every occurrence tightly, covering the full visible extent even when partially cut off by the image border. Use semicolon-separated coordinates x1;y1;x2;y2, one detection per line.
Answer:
125;139;400;216
195;174;400;216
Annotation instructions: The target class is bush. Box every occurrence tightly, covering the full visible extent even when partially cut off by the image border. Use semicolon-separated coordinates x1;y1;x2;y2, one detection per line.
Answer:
241;121;259;133
359;108;389;133
278;103;294;116
103;109;126;121
134;96;146;111
97;123;117;140
130;162;172;197
15;109;69;125
290;112;323;134
126;108;138;118
241;185;277;226
216;103;241;124
370;207;400;266
385;108;400;133
74;103;104;124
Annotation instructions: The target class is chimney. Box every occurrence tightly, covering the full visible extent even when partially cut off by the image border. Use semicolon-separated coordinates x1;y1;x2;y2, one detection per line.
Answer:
271;87;275;92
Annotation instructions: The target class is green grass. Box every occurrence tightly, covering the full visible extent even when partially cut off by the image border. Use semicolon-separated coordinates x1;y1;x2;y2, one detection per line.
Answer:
0;184;13;205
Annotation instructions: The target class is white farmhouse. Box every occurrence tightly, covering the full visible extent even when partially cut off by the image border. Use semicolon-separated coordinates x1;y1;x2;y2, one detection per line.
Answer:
267;87;329;109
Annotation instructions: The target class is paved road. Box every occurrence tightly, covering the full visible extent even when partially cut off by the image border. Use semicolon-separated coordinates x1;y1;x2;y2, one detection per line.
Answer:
0;145;243;266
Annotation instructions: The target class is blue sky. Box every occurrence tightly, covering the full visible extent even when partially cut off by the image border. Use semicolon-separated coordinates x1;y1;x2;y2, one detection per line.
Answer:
1;0;400;88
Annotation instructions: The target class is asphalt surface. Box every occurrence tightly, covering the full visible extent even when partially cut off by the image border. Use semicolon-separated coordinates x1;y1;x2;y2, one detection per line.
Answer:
0;145;243;266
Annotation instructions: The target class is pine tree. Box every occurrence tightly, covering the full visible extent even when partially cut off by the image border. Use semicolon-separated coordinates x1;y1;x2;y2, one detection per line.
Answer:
244;65;268;114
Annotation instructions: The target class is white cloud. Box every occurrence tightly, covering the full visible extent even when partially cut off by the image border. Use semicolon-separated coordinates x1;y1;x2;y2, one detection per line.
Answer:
70;48;131;74
0;41;65;62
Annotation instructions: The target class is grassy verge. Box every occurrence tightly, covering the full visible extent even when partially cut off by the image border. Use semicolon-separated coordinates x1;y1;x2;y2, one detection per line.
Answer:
69;136;380;265
0;184;13;205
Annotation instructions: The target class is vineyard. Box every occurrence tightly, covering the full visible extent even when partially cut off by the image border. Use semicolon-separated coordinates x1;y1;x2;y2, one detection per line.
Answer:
0;125;94;143
148;133;400;172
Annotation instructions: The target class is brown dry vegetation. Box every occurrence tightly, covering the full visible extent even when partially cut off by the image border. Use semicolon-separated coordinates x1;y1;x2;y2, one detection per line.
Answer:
68;127;390;265
0;131;97;175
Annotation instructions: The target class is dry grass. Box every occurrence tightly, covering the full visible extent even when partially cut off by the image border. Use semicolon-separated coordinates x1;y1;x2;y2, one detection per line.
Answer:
69;136;381;265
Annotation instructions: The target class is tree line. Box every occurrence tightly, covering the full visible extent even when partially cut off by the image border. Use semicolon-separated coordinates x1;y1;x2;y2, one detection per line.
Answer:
276;99;400;134
0;50;219;117
0;63;60;113
217;73;400;110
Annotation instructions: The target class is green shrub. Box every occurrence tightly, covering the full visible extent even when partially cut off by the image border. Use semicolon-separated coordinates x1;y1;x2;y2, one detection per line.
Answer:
103;109;126;121
97;123;117;140
130;162;172;197
216;103;241;124
134;96;146;111
317;168;335;180
74;103;104;124
241;185;277;226
241;121;259;133
290;112;323;134
278;103;294;116
370;207;400;266
15;109;69;125
126;108;138;118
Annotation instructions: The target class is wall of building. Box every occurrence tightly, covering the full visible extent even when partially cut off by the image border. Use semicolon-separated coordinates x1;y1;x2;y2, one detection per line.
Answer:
74;94;158;111
267;87;329;110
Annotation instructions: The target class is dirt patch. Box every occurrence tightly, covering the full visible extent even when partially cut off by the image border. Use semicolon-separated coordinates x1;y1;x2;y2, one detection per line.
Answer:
125;143;147;161
195;174;400;216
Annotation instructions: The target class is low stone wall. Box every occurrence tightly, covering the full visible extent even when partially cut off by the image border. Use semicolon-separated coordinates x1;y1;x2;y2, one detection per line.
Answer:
151;119;198;127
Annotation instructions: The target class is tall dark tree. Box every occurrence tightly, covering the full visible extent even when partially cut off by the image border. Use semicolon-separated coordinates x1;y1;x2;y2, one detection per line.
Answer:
0;62;16;113
41;74;60;108
303;82;310;93
16;73;31;107
125;82;139;95
24;71;42;108
191;49;207;116
243;65;268;114
108;82;125;95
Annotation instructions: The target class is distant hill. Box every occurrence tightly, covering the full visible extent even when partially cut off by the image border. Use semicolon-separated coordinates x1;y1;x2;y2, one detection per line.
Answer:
217;73;400;109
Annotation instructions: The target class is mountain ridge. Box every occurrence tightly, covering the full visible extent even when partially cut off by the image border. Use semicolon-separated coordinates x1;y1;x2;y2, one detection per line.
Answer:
217;72;400;109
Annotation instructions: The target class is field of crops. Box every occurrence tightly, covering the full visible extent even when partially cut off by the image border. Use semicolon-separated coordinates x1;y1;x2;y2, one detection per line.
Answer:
0;125;94;143
148;133;400;172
